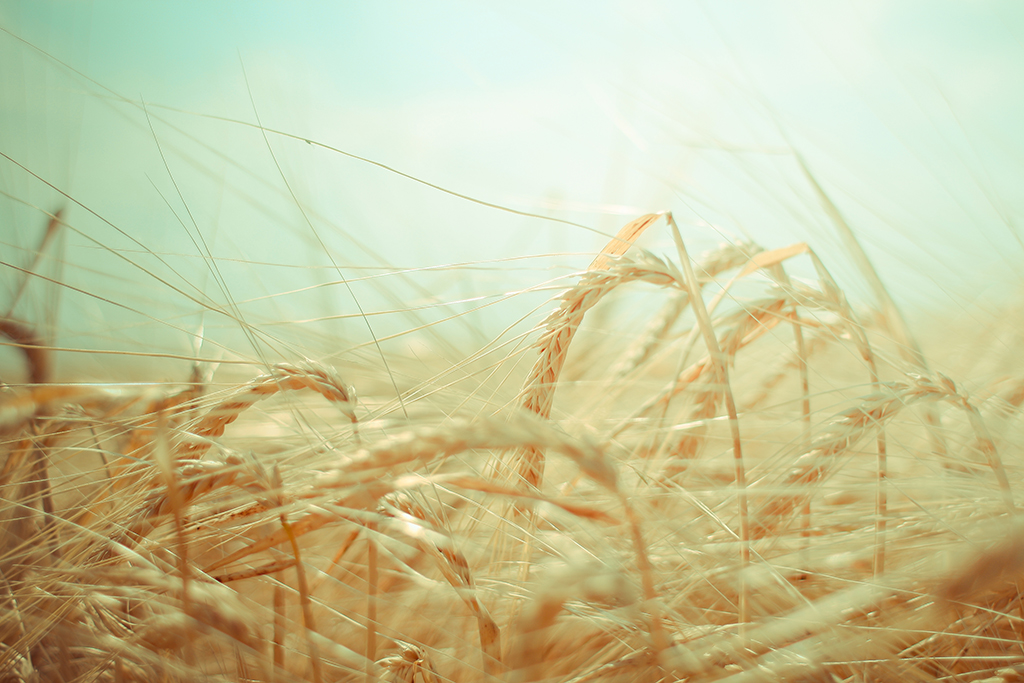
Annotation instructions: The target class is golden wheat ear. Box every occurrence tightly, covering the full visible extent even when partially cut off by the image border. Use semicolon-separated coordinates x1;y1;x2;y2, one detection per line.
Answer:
179;361;357;460
513;213;661;491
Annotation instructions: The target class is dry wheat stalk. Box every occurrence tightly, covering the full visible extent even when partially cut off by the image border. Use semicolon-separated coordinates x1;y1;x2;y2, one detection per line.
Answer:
666;212;751;637
658;297;791;468
211;558;297;584
0;318;50;386
1;209;64;389
280;509;324;683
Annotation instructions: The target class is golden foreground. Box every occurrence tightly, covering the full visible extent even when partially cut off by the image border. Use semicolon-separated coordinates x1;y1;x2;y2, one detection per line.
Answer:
3;211;1024;683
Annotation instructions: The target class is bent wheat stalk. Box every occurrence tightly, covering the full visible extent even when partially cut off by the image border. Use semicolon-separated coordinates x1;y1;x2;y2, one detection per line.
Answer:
667;212;751;635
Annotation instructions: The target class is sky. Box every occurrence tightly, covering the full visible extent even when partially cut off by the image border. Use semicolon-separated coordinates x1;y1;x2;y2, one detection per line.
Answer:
1;1;1023;380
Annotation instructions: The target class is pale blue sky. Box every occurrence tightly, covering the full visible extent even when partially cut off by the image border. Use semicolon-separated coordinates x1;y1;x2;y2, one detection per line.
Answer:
1;1;1023;379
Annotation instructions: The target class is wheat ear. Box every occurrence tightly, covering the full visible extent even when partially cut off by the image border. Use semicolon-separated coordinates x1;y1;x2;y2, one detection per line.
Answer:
180;361;356;459
658;297;790;467
0;385;118;436
378;641;441;683
382;493;503;676
514;213;661;489
613;243;809;442
756;373;1014;534
117;455;264;548
610;241;762;379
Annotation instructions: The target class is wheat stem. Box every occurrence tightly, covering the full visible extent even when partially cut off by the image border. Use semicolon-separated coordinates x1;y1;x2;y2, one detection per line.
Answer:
366;521;378;683
667;212;750;634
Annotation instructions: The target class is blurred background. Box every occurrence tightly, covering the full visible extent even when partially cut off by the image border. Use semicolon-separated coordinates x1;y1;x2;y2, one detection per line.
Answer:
1;1;1023;381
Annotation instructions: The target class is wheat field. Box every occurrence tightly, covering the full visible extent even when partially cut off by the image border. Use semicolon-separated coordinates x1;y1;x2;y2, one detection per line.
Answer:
3;5;1024;683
